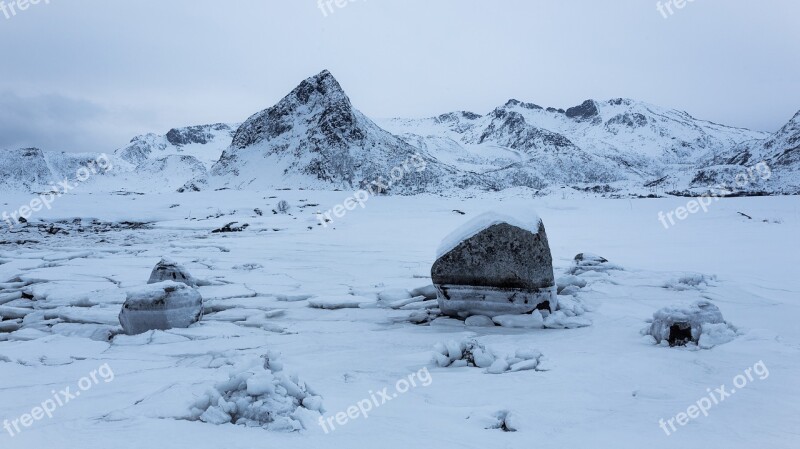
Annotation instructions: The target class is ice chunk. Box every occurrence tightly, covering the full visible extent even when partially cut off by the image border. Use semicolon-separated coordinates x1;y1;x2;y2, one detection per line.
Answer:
493;311;545;329
465;315;495;327
307;295;373;309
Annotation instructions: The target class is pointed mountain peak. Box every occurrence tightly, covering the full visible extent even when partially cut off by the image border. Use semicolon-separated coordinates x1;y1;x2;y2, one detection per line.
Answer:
504;99;543;111
289;69;350;107
230;70;355;149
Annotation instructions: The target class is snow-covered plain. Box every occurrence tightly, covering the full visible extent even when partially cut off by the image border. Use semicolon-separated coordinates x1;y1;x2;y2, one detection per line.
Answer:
0;190;798;448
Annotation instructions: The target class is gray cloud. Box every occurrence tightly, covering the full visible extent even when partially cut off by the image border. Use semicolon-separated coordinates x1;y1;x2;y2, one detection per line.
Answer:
0;0;797;152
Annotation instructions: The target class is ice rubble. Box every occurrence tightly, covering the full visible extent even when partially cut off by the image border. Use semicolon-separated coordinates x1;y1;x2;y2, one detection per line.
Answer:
118;281;204;335
663;273;717;291
432;338;546;374
189;352;323;431
645;300;738;348
567;253;622;275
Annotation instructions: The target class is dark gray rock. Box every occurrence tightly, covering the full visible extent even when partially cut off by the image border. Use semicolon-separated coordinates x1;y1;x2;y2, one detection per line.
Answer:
119;281;204;335
566;100;599;120
432;219;556;318
148;258;198;287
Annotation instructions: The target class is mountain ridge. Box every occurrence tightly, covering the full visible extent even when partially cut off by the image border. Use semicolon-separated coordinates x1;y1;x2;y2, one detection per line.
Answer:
1;70;797;196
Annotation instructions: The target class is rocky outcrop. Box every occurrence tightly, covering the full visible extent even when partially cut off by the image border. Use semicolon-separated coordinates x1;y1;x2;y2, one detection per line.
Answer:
432;211;556;318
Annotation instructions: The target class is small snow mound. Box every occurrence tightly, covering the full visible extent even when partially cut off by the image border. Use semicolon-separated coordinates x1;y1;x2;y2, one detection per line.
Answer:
465;315;495;327
698;322;739;349
556;275;588;294
543;311;592;329
664;273;717;291
645;300;736;348
232;263;263;271
567;253;621;275
433;339;496;368
410;284;438;299
491;298;591;329
377;288;412;302
552;295;590;318
189;352;322;431
493;311;545;329
468;409;520;432
436;209;542;258
432;339;545;374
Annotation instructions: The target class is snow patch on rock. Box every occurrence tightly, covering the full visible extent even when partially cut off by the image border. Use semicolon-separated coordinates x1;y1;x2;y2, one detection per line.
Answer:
436;209;542;259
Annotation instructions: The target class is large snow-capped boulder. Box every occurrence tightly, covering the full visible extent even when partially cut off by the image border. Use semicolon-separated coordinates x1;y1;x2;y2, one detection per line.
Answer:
431;210;556;318
148;258;198;287
647;300;736;348
119;281;204;335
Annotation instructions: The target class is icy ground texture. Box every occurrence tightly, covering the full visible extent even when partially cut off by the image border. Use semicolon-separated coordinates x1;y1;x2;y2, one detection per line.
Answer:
189;352;322;431
0;191;798;448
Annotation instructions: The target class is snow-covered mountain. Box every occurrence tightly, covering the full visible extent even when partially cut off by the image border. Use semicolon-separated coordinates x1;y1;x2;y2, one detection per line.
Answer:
0;148;114;192
688;110;800;195
116;123;236;169
204;70;481;193
0;70;797;196
379;98;770;192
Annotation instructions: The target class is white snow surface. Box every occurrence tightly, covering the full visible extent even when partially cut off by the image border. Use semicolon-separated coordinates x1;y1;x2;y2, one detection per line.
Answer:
0;190;798;448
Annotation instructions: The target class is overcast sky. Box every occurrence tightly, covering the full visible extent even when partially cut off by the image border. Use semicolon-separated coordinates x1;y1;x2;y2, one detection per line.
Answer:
0;0;798;152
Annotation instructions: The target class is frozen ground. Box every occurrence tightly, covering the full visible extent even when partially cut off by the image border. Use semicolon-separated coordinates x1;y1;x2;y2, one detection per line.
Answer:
0;190;798;448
